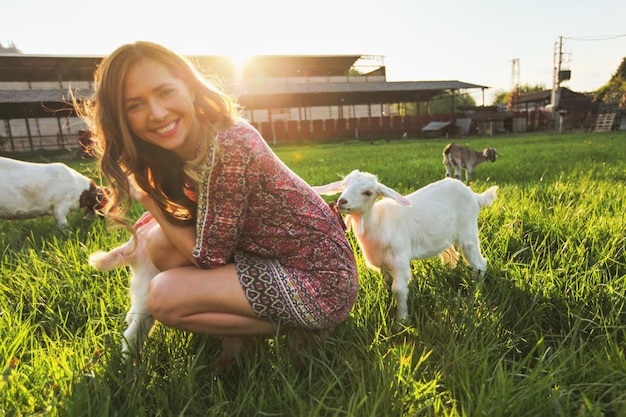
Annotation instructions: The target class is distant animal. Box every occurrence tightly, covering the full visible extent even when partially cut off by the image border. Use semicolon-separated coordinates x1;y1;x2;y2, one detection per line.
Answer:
88;213;158;359
443;143;499;182
313;170;498;322
0;157;106;227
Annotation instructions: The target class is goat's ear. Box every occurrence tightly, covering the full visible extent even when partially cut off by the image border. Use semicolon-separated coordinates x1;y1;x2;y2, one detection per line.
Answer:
378;184;412;207
311;180;344;195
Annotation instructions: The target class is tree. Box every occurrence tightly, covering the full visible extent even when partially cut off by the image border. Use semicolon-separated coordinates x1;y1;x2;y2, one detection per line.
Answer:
491;83;546;106
391;91;476;115
595;57;626;109
0;41;21;54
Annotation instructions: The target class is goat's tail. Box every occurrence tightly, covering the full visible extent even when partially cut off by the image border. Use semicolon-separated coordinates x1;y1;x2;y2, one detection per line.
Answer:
476;185;498;209
88;240;133;271
442;143;453;162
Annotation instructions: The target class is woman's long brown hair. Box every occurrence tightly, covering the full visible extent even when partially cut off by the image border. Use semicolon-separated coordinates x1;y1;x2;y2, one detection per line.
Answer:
75;41;239;229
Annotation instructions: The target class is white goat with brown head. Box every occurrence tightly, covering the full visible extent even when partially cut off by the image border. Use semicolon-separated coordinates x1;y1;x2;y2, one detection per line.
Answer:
0;157;107;227
443;143;498;182
313;170;498;323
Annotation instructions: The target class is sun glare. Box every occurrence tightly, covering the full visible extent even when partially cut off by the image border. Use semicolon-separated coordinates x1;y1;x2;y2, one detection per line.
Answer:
227;53;253;78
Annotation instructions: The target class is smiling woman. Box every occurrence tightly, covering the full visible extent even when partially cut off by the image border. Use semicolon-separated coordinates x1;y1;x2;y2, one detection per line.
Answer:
74;40;359;365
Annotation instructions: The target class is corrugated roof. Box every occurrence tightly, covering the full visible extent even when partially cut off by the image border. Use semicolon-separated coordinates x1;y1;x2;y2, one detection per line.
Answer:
0;54;489;120
0;80;488;119
0;54;365;82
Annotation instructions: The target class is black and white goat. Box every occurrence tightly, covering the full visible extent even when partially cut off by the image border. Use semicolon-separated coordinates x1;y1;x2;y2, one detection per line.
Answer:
88;213;158;358
0;156;106;227
313;170;498;322
442;143;498;182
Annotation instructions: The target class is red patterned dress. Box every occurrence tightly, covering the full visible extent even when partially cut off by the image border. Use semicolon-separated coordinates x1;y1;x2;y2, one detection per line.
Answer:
192;121;358;329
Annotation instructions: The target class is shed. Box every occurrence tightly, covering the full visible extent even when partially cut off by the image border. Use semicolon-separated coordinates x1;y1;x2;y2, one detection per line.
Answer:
421;121;459;138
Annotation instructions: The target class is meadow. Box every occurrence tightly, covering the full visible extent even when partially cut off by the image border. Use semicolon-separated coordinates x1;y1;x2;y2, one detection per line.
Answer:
1;131;625;416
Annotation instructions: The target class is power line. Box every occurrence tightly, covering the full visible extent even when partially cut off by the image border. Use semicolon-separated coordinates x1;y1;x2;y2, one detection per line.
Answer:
565;34;626;41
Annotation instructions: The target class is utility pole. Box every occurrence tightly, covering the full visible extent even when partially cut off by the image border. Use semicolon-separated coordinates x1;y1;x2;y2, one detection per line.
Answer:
511;58;521;92
550;36;563;130
550;36;571;131
550;36;563;123
510;58;521;110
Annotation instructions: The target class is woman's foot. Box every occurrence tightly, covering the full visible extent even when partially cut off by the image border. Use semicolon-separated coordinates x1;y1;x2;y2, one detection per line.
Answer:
288;326;336;352
216;336;248;367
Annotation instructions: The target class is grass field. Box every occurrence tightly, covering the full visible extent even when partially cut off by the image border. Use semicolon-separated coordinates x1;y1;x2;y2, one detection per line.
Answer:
1;131;625;416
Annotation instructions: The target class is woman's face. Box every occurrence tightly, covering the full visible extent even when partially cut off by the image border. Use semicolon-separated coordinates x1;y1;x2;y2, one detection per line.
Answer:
123;58;197;160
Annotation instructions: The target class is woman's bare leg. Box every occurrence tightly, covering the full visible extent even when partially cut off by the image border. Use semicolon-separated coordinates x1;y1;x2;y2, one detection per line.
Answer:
144;223;193;271
147;264;276;336
147;264;277;365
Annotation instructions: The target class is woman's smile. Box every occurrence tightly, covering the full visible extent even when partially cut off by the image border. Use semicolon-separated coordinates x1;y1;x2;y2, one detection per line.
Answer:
155;120;178;136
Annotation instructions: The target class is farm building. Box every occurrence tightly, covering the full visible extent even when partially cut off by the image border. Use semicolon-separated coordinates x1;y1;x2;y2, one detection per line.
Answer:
453;87;606;135
0;52;490;153
509;87;608;132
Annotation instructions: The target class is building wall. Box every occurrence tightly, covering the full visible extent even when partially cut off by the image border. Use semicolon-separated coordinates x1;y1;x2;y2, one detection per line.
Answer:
1;74;404;152
0;80;92;152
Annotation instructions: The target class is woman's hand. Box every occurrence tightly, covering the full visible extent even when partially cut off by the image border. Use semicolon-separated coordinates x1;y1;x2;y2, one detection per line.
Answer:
127;175;199;267
128;176;154;209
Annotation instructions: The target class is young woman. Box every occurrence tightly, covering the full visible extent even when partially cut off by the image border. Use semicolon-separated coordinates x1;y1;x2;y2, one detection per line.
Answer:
77;41;358;363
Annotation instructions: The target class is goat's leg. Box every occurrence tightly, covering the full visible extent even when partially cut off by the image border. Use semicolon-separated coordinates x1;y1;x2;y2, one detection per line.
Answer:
122;263;158;358
122;313;155;358
52;206;69;228
390;263;412;323
439;245;459;269
380;265;394;288
458;237;488;277
454;166;462;180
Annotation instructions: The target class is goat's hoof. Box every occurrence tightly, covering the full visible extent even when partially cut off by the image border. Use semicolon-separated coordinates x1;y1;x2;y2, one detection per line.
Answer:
393;316;411;331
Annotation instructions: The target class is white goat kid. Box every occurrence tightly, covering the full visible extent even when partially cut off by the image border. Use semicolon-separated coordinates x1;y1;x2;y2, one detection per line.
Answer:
442;143;498;182
0;156;106;227
313;170;498;323
88;214;159;358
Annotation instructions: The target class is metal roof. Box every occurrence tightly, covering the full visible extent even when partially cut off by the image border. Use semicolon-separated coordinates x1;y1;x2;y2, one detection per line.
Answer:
0;55;103;82
0;79;488;120
237;80;487;108
0;54;489;120
0;54;364;82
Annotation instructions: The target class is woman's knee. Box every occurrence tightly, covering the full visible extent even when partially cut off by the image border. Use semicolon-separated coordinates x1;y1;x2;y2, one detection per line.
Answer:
146;225;190;271
147;273;177;325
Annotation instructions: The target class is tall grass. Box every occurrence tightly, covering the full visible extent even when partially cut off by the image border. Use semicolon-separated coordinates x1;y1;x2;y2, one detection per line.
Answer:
1;131;625;416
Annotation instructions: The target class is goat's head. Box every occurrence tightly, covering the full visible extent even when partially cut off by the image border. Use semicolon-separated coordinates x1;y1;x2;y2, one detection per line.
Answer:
312;170;411;215
80;182;110;213
483;148;499;162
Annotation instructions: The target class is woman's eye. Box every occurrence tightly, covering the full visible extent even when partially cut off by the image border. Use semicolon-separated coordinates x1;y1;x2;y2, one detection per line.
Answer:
126;102;142;112
160;88;175;97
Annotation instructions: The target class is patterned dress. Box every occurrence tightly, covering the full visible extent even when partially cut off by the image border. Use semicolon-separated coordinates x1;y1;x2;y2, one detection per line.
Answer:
192;121;358;329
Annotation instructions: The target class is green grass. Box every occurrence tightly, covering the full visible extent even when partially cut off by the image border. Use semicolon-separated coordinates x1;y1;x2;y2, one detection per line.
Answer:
1;131;626;416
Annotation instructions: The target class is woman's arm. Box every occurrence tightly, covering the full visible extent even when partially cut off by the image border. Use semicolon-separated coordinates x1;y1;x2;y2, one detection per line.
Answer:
131;180;199;268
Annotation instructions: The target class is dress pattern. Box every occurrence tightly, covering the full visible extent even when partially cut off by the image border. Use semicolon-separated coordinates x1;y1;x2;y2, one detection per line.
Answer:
192;121;358;329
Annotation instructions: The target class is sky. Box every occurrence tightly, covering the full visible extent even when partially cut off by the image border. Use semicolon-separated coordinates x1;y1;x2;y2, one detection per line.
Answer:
3;0;626;104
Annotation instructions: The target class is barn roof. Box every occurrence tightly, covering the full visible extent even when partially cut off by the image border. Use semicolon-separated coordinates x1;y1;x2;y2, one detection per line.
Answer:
0;79;488;120
235;79;487;108
0;54;489;120
0;54;365;82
